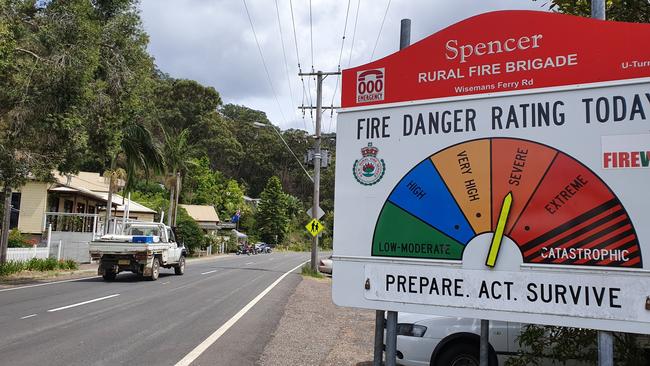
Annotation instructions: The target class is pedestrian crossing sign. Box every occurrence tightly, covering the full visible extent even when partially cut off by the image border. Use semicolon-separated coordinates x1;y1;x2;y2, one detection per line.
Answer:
305;218;324;237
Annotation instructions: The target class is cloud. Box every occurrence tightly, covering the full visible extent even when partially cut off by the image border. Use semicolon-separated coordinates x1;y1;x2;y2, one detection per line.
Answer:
140;0;548;133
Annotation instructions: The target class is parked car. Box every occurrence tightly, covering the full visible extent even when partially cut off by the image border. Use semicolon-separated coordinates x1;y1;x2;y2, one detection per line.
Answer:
393;313;508;366
392;314;650;366
318;255;332;274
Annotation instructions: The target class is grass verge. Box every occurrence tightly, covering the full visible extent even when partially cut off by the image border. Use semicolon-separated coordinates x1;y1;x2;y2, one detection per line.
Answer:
301;264;323;279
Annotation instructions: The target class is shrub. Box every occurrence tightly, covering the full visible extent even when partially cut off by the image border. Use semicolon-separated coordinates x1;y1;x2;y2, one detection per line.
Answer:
175;207;204;254
8;229;29;248
61;259;78;270
0;258;78;277
0;261;24;277
301;264;323;278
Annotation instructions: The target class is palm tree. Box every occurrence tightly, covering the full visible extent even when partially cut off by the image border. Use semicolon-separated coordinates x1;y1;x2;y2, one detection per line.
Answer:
103;122;163;234
161;128;197;226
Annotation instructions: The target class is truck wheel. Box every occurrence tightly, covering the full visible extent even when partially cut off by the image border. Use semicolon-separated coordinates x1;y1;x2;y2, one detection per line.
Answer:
174;256;186;275
149;258;160;281
102;272;117;281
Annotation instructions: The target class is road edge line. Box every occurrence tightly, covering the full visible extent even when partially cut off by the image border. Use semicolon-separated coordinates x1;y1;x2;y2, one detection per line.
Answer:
175;260;308;366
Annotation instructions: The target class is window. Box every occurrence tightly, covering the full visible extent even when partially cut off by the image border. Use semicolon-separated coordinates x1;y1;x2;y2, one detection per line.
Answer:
9;192;21;229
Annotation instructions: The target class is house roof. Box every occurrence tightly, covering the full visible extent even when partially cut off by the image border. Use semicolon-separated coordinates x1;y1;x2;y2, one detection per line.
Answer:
49;186;119;207
53;171;117;192
179;204;220;223
49;171;155;214
94;192;157;214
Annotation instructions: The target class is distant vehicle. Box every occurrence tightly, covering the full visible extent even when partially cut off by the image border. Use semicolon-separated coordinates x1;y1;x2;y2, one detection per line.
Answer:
89;222;187;281
318;255;332;274
256;242;272;253
236;244;252;255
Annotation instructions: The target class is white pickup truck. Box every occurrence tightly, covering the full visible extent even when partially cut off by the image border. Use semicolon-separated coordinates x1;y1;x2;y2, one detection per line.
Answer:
89;222;187;281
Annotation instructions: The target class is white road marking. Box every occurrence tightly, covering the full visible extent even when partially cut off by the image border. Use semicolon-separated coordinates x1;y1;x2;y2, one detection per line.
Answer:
0;276;100;292
162;281;170;285
175;260;307;366
245;262;254;265
20;314;37;319
47;294;120;312
201;270;217;275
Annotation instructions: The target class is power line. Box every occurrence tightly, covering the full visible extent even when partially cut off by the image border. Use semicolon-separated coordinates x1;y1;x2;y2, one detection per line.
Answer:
328;0;351;133
242;0;290;129
370;0;392;61
274;0;305;131
347;0;361;67
307;0;315;128
289;0;314;130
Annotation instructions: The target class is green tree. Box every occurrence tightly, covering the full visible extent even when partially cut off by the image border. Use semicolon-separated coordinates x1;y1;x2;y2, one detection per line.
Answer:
535;0;650;22
0;0;96;262
161;128;198;226
174;207;204;254
256;176;289;245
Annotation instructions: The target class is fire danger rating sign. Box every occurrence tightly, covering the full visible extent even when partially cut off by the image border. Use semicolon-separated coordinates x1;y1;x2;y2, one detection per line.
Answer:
332;10;650;335
306;219;324;237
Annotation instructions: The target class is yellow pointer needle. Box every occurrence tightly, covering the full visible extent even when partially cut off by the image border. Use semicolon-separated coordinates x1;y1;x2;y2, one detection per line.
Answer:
486;192;513;268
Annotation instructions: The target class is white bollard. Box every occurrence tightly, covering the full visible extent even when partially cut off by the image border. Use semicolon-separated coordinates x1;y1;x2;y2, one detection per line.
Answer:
46;224;52;257
57;240;62;261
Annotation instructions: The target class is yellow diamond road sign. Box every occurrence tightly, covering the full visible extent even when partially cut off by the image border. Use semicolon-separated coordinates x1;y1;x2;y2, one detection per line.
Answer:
305;218;324;237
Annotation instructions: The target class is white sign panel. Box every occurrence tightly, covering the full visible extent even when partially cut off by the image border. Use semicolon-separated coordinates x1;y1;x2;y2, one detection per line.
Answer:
333;11;650;334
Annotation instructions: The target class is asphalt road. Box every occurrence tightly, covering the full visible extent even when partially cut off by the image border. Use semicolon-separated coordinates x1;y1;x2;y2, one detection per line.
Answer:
0;251;310;366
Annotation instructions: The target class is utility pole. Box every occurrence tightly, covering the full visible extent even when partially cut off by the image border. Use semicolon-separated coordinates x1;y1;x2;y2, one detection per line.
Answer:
0;186;11;264
299;70;340;271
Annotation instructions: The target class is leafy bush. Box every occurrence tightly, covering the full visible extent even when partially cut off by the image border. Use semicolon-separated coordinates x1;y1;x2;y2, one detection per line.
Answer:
0;261;24;277
175;207;204;254
505;325;648;366
0;258;79;277
8;229;29;248
301;264;323;278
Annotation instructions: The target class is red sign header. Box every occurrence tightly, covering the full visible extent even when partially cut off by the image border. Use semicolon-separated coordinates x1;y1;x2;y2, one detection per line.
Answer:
342;11;650;108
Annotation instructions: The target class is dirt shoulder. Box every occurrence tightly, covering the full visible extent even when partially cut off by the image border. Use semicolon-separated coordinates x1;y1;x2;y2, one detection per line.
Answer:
259;276;375;366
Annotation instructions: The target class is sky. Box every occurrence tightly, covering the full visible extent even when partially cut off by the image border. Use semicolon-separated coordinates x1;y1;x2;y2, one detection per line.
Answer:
139;0;550;134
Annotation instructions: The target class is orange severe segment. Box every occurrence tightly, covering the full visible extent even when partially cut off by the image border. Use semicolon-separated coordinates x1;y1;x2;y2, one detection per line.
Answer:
431;139;491;234
490;138;557;234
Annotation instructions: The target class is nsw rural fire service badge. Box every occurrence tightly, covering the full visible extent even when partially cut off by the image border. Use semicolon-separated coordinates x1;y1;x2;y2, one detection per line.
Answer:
353;143;385;186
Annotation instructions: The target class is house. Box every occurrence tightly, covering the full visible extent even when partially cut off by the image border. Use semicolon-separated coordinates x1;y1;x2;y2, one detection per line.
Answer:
10;171;156;238
179;204;220;235
243;195;261;208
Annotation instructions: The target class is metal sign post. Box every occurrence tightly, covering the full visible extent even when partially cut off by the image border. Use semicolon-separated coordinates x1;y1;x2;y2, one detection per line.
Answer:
590;2;614;365
480;320;489;366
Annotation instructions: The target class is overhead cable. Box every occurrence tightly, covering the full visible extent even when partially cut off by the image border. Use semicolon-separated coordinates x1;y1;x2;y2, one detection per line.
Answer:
242;0;290;129
346;0;361;67
328;0;351;133
274;0;306;131
370;0;392;61
289;0;314;129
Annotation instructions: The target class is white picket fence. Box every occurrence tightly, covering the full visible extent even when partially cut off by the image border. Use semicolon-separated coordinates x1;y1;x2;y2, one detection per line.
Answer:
7;247;50;262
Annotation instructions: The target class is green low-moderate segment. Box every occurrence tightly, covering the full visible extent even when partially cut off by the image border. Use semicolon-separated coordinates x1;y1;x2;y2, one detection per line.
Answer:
373;202;465;259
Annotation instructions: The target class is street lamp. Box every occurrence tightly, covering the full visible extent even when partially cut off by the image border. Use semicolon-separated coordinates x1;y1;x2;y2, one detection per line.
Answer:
253;122;314;183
